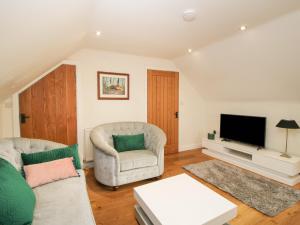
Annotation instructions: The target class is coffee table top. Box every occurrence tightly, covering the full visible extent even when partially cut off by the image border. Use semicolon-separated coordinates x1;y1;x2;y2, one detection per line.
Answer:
134;173;237;225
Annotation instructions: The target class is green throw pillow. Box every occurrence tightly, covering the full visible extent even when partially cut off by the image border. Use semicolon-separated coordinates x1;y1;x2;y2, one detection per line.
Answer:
0;158;36;225
112;133;145;152
21;144;81;169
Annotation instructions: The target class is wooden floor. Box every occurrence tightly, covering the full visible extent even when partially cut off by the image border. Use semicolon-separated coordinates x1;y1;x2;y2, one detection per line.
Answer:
85;149;300;225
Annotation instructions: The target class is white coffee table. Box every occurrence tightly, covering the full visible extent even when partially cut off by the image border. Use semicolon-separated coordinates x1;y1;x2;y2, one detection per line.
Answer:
134;174;237;225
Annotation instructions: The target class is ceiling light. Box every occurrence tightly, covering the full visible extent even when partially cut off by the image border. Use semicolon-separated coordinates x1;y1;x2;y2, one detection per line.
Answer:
96;31;101;36
240;25;247;31
188;49;192;53
183;9;196;22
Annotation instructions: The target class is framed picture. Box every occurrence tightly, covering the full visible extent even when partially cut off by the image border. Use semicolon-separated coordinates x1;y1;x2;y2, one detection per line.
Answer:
97;71;129;100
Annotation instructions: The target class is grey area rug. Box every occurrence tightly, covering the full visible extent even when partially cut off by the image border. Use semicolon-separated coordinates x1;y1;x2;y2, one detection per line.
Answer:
183;160;300;217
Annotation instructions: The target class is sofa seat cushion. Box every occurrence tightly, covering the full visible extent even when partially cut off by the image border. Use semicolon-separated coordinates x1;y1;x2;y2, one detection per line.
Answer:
32;170;95;225
119;150;157;172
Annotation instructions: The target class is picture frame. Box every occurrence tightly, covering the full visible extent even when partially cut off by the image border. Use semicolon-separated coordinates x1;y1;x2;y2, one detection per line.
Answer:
97;71;129;100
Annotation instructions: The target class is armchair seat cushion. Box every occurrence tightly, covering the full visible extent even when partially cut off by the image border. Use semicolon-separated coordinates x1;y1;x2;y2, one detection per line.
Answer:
119;150;157;172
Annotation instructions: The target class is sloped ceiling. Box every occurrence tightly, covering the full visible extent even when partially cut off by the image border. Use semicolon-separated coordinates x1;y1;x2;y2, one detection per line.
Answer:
174;10;300;101
0;0;300;101
0;0;91;99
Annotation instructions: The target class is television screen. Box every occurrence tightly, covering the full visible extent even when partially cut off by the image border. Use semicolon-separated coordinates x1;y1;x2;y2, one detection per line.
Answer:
220;114;266;147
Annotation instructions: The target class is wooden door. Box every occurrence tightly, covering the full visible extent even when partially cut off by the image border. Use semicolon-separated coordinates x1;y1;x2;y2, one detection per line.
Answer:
19;88;33;138
19;64;77;145
147;69;179;154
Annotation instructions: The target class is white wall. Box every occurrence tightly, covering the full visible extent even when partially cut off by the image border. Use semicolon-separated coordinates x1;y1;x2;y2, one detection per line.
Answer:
0;97;14;138
7;49;203;160
204;101;300;156
62;49;204;157
174;11;300;156
5;10;300;159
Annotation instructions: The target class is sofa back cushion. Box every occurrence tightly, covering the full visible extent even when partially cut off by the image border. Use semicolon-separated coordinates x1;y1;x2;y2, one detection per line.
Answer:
0;158;36;225
91;122;154;149
0;138;66;171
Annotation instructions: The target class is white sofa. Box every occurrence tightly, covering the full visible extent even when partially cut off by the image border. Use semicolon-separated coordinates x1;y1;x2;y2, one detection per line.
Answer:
0;138;96;225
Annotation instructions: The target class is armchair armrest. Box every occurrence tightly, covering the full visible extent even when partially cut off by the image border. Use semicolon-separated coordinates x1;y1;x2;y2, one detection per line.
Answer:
90;130;119;159
147;126;167;155
146;125;166;175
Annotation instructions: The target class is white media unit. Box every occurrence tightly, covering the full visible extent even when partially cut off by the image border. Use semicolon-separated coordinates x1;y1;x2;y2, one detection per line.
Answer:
202;138;300;186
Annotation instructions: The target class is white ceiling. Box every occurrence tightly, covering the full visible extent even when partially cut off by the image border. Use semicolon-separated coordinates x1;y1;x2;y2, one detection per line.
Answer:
86;0;300;58
0;0;299;100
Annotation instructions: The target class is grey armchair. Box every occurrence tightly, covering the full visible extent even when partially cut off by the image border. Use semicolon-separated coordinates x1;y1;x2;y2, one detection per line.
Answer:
90;122;166;189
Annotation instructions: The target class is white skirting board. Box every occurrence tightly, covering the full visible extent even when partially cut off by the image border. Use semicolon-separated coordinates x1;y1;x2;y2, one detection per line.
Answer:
179;143;202;152
203;149;300;186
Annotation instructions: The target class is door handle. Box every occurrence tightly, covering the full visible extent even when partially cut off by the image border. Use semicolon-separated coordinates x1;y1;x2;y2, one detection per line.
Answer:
175;112;179;118
20;113;30;124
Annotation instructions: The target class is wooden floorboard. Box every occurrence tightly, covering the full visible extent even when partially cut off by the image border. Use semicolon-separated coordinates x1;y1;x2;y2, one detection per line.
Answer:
85;149;300;225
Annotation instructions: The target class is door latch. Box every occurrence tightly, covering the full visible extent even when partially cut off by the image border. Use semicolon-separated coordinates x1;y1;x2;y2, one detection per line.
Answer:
20;113;30;124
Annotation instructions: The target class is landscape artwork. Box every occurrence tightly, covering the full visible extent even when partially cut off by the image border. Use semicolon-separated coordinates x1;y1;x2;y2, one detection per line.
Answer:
97;71;129;100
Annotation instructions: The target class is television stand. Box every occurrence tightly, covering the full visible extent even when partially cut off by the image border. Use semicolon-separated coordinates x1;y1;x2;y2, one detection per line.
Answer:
221;138;231;142
202;138;300;186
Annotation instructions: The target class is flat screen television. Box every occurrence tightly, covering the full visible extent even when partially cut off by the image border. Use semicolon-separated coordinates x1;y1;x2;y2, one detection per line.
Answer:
220;114;266;147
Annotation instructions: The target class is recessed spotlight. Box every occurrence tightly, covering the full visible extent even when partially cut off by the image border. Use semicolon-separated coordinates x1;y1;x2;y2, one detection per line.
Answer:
96;31;101;36
188;49;192;53
240;25;247;31
183;9;196;22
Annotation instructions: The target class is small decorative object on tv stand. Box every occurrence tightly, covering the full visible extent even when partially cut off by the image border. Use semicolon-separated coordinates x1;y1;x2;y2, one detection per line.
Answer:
276;119;299;158
207;130;217;140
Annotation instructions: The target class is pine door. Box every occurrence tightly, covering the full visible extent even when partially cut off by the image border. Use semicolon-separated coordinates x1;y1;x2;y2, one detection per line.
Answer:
147;69;179;154
19;64;77;145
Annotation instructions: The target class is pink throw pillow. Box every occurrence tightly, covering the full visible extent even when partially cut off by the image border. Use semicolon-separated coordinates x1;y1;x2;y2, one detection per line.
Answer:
23;157;79;188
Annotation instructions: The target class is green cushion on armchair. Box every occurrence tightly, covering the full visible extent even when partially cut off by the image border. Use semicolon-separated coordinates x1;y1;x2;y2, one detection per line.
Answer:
112;133;145;152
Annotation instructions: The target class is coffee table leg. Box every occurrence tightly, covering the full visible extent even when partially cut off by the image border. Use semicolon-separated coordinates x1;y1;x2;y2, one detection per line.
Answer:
135;204;154;225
